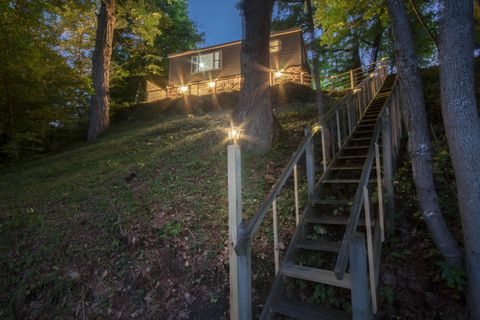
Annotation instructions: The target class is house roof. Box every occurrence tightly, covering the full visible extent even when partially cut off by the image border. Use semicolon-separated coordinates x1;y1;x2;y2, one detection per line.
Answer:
167;28;303;59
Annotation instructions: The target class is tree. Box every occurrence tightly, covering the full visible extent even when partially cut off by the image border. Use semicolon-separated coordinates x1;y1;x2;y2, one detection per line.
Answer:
111;0;202;104
232;0;276;155
305;0;331;160
88;0;116;141
438;1;480;317
386;0;462;265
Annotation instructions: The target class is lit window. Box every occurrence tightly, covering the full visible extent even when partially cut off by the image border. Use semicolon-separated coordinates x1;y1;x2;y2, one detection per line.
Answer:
270;39;281;53
192;51;222;73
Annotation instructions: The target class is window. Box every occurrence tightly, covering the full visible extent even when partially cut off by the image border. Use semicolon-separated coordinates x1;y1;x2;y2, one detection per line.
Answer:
192;51;222;73
270;39;282;53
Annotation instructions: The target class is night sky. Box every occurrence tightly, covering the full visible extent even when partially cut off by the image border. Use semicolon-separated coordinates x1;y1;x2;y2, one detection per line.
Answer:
188;0;242;47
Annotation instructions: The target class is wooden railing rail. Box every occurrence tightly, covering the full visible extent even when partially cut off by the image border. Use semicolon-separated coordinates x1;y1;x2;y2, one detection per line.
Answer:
227;60;389;320
334;77;402;314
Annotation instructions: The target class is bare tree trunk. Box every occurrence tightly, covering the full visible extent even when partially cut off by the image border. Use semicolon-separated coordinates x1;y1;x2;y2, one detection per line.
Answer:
386;0;462;266
88;0;115;141
438;1;480;317
370;28;383;66
305;0;331;160
232;0;276;155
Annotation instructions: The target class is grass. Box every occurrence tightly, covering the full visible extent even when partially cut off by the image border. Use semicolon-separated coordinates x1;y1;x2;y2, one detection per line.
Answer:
0;102;319;319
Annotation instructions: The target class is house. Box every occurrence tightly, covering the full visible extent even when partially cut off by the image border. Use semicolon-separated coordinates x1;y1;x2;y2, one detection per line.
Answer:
145;28;311;102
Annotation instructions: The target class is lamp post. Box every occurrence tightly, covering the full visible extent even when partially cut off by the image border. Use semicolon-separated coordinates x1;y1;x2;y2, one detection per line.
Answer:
226;128;251;320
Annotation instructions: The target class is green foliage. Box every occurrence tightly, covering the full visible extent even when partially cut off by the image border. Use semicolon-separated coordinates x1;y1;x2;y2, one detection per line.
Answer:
435;261;467;293
111;0;203;104
161;220;182;238
0;0;88;159
379;286;395;304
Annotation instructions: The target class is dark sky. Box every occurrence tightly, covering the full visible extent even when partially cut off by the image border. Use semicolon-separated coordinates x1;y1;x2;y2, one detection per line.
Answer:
188;0;242;47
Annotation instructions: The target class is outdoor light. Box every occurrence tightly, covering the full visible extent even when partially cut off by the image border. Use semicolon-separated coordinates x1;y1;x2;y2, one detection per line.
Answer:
208;81;216;89
353;88;361;93
179;85;189;93
312;124;322;133
274;70;284;78
228;127;243;143
199;62;206;70
370;73;377;78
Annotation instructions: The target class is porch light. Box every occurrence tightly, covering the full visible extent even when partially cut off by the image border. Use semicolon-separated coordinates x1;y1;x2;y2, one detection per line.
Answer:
179;85;189;93
208;81;216;89
199;62;206;70
274;70;284;78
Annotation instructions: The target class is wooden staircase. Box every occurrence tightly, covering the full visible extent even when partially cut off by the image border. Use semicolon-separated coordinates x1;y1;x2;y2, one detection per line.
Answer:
227;61;403;320
259;75;396;320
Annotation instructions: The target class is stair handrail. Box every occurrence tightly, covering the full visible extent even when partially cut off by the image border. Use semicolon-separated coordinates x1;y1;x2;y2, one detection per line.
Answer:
334;76;402;282
234;60;388;255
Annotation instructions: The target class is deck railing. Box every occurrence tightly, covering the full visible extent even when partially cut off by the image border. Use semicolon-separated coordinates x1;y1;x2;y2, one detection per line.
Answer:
227;60;388;320
320;59;388;93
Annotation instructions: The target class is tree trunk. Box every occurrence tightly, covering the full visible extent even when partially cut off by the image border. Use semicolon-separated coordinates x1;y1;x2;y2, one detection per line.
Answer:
370;27;383;66
351;33;362;86
438;1;480;317
88;0;115;141
305;0;331;161
386;0;462;266
232;0;276;155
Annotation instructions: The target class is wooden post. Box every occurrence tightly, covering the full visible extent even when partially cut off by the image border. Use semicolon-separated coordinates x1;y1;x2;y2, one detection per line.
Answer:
304;128;315;197
272;198;280;275
375;143;385;242
228;143;251;320
349;232;373;320
350;69;355;89
336;111;342;149
321;128;327;172
363;187;377;314
381;111;395;236
293;164;300;225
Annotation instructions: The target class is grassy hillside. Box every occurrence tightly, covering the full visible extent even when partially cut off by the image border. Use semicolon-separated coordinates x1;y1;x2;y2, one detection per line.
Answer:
0;102;319;319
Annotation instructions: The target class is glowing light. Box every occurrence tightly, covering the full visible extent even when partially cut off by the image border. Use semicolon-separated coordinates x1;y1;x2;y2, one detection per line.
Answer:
274;71;284;78
313;124;322;133
179;85;189;93
228;127;243;142
208;81;216;89
199;62;206;70
353;88;361;93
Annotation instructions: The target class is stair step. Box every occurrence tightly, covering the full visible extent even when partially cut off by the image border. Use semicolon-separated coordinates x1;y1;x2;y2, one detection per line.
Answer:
312;199;352;206
343;145;369;150
337;155;367;159
296;240;341;252
322;179;375;184
281;264;351;289
305;214;375;227
269;297;350;320
350;137;372;141
331;166;377;170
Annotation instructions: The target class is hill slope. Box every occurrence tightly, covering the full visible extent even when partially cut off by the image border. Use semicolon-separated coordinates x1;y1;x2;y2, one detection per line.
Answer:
0;103;318;319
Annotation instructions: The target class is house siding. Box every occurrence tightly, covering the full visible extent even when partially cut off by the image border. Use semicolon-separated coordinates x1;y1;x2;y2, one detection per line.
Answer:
168;29;305;86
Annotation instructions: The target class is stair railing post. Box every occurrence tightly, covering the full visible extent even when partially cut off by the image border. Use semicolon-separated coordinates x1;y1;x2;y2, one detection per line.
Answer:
227;140;252;320
336;111;342;149
381;110;395;237
304;127;315;197
349;232;373;320
320;128;327;172
350;69;355;89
